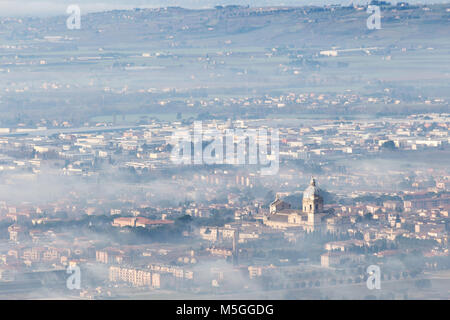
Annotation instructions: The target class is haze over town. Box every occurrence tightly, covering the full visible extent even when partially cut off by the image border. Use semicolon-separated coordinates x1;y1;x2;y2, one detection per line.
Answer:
0;1;448;300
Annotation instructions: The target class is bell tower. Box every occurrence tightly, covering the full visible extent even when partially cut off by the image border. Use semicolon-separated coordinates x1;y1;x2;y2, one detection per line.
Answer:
302;178;323;214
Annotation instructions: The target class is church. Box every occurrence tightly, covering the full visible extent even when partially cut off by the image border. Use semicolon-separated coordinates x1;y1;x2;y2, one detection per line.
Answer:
263;178;329;232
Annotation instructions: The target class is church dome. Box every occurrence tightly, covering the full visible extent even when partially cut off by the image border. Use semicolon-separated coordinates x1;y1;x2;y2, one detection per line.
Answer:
303;178;322;199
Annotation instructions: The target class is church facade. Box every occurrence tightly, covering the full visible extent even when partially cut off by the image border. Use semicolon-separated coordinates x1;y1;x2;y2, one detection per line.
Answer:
263;178;328;232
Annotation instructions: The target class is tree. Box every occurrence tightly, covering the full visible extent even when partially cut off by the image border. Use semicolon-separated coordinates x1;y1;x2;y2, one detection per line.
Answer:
381;140;396;150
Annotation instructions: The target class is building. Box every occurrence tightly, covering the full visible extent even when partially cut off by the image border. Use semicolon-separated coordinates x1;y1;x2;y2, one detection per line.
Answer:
321;252;364;268
109;266;159;288
263;178;329;232
8;225;26;243
112;217;174;228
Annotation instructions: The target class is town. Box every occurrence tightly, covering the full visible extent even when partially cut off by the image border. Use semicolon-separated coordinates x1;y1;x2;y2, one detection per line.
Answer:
0;2;448;300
